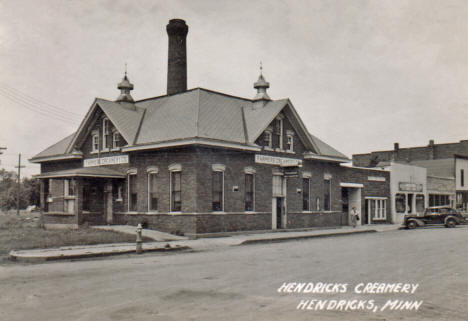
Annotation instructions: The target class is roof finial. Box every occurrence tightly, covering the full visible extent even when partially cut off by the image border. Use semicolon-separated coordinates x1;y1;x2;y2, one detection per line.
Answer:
252;64;271;108
260;61;263;76
124;62;128;77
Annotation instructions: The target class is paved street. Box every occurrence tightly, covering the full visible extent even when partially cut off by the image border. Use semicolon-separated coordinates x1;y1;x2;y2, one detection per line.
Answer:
1;227;467;321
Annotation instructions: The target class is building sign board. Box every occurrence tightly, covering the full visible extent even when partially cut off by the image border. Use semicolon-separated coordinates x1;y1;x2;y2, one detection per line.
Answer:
84;155;129;167
255;154;302;167
284;170;299;178
399;182;423;192
368;176;386;182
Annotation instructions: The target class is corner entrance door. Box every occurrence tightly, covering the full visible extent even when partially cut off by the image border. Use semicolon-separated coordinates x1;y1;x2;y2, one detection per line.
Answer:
276;197;283;229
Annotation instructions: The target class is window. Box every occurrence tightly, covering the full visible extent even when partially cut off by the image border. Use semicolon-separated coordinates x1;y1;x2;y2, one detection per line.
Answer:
64;179;75;196
395;193;406;213
367;198;387;220
245;173;254;211
275;117;283;149
286;135;293;152
212;171;224;211
323;179;331;211
148;170;158;212
461;169;465;187
128;173;137;212
102;118;111;150
92;133;99;152
429;194;450;207
302;178;310;211
264;131;272;148
112;131;120;149
272;174;284;197
416;194;425;213
170;171;182;212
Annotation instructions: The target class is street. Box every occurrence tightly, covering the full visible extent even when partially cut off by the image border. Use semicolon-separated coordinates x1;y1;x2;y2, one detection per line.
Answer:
1;227;467;321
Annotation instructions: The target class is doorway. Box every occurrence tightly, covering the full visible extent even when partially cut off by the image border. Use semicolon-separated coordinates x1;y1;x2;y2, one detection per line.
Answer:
276;197;283;229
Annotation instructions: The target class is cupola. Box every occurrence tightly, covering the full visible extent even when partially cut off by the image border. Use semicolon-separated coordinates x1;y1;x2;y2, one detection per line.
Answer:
252;64;271;109
116;70;134;103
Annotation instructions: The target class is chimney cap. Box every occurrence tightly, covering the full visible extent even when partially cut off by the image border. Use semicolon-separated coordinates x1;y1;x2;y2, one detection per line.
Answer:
166;19;188;36
394;142;399;150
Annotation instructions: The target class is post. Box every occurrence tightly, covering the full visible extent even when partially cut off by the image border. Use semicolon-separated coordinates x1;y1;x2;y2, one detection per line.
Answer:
15;153;25;216
136;223;143;254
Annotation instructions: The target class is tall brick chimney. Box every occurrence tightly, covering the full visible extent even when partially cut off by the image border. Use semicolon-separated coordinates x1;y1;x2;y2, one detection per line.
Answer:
166;19;188;95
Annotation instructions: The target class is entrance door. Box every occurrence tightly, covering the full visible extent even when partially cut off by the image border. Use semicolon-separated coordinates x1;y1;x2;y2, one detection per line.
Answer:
348;188;362;226
104;182;113;224
276;197;283;229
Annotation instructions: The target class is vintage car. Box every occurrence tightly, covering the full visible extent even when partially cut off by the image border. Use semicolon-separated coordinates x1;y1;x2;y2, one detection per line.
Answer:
403;206;466;229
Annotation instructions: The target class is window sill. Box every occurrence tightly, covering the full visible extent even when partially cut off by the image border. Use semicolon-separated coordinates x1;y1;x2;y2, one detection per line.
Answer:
169;211;182;214
372;218;387;221
64;196;76;200
285;150;295;154
244;211;256;214
115;198;123;202
125;211;139;215
90;150;99;154
264;146;274;151
211;211;226;214
111;148;121;152
145;211;159;215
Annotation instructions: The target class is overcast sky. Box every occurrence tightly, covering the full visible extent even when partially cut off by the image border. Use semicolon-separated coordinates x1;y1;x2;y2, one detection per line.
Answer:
1;0;468;177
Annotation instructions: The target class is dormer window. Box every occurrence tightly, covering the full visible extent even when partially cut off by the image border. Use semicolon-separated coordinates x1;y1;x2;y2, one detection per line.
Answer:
91;131;99;152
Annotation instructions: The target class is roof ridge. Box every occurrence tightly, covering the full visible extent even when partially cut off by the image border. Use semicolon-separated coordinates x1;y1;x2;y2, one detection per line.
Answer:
134;88;200;103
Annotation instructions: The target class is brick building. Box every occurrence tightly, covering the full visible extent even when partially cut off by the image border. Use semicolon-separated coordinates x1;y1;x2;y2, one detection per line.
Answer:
30;19;390;235
353;140;468;212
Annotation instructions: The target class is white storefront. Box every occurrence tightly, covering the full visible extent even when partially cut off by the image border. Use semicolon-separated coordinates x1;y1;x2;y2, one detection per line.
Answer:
377;162;427;224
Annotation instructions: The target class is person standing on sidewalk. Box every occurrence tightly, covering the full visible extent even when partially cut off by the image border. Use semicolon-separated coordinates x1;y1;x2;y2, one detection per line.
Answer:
351;207;359;228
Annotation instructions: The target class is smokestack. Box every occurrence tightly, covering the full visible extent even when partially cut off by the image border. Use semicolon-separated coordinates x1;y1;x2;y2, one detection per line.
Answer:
166;19;188;95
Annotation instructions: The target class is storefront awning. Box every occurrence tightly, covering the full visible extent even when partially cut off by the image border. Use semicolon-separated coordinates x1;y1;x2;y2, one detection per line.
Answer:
35;167;126;179
340;182;364;188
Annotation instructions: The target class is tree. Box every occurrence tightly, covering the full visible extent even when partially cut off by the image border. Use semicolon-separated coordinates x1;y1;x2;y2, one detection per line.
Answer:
0;168;40;210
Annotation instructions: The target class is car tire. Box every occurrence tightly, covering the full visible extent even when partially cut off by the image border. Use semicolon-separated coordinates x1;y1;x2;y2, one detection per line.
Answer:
445;218;456;228
407;221;417;229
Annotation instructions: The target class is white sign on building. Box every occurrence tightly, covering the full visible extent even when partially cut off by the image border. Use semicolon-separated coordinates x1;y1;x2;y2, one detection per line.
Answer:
84;155;129;167
255;154;302;167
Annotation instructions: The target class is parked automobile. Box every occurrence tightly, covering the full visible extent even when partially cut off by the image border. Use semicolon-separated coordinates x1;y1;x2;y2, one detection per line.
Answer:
403;206;466;229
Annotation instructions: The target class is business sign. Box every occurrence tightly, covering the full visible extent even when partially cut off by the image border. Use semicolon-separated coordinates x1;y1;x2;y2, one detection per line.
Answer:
368;176;386;182
399;182;423;192
84;155;129;167
255;154;302;167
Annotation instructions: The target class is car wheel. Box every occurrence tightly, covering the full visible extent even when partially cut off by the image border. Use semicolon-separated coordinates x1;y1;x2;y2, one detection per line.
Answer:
445;218;456;228
407;221;417;229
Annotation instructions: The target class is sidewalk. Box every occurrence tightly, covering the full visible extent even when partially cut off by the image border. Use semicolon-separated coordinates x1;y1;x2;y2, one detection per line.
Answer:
8;224;400;262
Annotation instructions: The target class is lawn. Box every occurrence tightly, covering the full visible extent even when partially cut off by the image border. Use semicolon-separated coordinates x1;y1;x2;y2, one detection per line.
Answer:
0;211;148;261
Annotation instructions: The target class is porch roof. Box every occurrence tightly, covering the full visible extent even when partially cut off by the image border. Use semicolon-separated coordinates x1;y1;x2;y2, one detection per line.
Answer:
35;167;126;179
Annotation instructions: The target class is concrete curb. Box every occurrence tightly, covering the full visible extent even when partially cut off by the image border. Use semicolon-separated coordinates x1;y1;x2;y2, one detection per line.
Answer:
9;245;190;263
239;230;378;245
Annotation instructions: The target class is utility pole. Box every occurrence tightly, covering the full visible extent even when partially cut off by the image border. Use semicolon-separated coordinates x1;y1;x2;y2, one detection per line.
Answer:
15;153;25;215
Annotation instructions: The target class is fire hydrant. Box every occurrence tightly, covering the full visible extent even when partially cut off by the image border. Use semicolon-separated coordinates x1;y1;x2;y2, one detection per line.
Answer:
136;223;143;254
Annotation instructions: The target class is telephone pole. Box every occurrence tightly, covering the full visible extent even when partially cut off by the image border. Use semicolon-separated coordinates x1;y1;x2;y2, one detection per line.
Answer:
15;153;25;215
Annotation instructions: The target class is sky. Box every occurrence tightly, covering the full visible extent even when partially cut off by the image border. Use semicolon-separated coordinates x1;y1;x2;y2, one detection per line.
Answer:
1;0;468;177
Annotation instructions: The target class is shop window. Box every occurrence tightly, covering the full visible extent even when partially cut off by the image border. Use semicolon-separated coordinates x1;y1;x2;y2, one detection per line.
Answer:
212;171;224;211
416;194;425;213
92;133;99;152
112;131;120;149
170;170;182;212
147;170;158;212
367;198;387;220
128;173;137;212
245;173;254;211
323;179;331;211
429;194;450;207
302;178;310;211
395;193;406;213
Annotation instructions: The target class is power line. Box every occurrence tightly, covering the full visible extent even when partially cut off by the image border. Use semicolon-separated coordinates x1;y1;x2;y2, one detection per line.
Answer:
0;81;83;117
0;89;81;124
